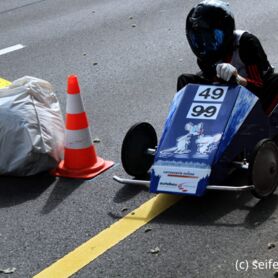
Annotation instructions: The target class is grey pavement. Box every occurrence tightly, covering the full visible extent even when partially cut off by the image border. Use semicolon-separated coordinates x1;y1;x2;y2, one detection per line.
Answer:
1;0;278;277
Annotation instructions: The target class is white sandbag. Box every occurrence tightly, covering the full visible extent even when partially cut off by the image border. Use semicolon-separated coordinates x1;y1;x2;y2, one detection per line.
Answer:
0;76;64;176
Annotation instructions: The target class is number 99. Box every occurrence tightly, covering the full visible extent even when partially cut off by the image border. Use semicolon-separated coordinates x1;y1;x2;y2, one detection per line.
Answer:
191;105;217;118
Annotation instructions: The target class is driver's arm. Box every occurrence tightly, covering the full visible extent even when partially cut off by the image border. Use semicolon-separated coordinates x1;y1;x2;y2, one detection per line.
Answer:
239;32;273;95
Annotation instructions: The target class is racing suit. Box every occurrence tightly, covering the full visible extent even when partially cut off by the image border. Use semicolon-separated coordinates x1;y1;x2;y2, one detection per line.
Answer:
177;30;278;114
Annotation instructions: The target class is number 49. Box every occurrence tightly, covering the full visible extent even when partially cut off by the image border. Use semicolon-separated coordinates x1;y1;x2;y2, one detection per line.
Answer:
199;88;224;100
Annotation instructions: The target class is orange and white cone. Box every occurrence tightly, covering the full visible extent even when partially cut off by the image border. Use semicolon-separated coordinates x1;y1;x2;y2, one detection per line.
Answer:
52;75;114;179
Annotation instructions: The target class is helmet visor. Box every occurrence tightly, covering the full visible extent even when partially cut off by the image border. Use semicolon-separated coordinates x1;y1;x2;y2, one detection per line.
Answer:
188;28;224;58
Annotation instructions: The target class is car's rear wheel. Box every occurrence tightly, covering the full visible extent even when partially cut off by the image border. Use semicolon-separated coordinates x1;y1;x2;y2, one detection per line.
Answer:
249;139;278;199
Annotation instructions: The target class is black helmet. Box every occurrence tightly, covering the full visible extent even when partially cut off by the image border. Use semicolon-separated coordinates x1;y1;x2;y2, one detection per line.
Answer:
186;0;235;62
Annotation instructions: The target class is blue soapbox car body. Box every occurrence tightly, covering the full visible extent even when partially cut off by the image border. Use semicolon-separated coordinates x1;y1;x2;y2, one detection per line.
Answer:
114;84;278;199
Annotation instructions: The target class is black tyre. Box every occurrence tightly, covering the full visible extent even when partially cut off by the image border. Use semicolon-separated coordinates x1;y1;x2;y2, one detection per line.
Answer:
249;139;278;199
121;122;157;177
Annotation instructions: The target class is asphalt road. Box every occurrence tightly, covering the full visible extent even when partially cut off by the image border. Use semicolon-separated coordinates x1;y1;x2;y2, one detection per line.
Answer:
1;0;278;277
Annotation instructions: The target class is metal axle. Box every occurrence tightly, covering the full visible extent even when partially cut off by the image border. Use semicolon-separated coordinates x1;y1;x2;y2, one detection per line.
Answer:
206;185;254;191
113;176;254;192
145;148;156;155
232;161;249;170
113;176;150;186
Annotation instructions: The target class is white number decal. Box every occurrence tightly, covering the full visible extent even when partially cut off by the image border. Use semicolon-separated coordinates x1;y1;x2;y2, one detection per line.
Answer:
194;86;228;102
186;103;222;120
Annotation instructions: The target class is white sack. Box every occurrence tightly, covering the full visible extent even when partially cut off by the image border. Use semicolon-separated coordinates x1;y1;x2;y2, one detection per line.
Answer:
0;76;64;176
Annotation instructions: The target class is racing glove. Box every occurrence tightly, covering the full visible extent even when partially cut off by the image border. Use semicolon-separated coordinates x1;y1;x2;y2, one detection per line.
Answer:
216;63;237;81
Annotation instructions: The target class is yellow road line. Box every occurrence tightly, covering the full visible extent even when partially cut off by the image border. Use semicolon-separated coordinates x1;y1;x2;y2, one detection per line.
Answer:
34;194;182;278
0;77;11;88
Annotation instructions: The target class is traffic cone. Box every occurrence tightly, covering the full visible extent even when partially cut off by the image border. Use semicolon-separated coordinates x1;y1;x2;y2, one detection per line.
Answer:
52;75;114;179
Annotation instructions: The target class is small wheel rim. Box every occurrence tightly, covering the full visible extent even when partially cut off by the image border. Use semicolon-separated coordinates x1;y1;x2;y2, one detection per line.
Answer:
251;140;278;197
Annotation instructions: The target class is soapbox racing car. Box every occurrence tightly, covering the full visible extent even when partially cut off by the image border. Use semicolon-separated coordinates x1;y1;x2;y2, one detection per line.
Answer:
113;83;278;199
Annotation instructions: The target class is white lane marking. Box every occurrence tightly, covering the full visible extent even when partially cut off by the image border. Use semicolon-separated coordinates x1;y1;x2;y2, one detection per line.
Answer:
0;44;25;56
